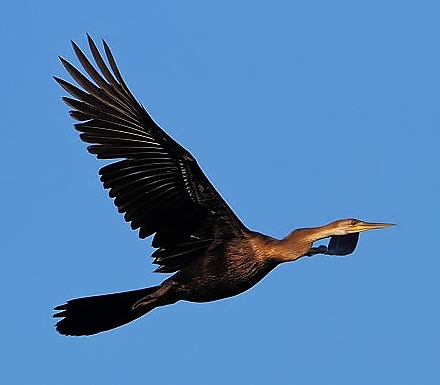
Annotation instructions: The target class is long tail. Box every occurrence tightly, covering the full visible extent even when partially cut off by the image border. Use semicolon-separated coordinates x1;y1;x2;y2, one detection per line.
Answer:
54;286;162;336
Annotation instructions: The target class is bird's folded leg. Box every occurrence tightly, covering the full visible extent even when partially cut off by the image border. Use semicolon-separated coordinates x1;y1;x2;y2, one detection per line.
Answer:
131;280;175;310
305;245;328;256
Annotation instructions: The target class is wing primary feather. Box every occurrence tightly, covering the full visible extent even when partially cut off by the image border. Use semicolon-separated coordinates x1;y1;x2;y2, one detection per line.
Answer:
75;120;154;139
85;35;139;111
58;57;112;106
71;40;115;97
87;34;120;87
102;38;133;98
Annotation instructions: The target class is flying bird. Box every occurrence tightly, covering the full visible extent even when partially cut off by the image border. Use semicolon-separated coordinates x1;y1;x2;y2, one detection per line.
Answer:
54;35;394;336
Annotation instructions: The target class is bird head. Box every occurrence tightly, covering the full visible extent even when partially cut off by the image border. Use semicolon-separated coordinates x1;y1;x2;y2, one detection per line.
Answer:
328;218;395;235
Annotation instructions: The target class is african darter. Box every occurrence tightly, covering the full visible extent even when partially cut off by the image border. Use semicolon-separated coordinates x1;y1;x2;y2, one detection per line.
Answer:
54;36;393;336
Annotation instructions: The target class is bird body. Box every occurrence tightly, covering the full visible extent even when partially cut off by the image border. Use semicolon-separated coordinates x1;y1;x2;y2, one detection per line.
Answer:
169;232;277;303
54;36;393;336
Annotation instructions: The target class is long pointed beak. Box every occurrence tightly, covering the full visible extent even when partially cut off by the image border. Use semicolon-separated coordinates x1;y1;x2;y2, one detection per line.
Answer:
353;221;395;233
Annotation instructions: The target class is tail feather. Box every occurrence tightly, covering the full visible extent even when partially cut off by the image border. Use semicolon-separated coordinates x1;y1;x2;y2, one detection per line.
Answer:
54;286;161;336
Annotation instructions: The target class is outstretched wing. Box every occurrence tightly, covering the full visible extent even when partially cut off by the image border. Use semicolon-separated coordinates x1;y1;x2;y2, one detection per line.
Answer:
56;35;246;273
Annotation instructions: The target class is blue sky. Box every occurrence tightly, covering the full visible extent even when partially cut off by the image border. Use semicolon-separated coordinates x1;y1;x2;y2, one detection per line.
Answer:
2;1;439;384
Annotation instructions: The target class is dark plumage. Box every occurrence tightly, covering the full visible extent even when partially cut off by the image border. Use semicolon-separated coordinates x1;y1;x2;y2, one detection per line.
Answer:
54;35;393;336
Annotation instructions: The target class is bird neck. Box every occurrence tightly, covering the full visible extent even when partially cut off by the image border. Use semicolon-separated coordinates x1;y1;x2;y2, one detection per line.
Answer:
273;225;336;263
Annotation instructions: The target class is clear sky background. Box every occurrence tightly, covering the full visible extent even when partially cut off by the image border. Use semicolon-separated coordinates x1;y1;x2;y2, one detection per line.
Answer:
2;1;439;384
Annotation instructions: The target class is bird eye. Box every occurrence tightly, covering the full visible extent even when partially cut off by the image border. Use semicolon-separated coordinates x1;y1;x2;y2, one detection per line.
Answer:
350;219;358;225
